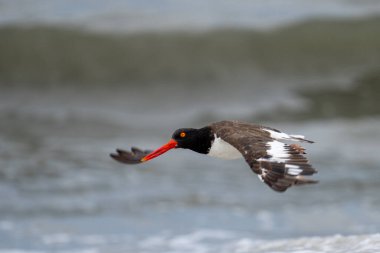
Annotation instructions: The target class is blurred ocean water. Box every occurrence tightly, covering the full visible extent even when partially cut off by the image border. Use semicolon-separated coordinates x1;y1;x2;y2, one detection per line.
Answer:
1;0;380;31
1;1;380;252
1;16;380;87
1;86;380;252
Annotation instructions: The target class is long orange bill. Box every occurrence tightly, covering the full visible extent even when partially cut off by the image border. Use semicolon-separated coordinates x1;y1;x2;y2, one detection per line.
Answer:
140;139;177;162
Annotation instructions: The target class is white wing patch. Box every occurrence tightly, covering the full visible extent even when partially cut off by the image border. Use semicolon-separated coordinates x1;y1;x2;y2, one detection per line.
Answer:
264;129;306;142
258;140;289;163
257;141;304;177
207;135;242;160
285;164;303;175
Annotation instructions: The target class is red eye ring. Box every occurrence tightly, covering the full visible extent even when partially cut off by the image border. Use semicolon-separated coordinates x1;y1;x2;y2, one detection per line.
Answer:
180;132;186;138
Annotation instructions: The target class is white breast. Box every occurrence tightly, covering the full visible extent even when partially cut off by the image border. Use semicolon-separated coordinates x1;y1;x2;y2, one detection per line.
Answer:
207;135;242;160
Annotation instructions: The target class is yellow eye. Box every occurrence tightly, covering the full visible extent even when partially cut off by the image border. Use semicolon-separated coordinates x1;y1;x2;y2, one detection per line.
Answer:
180;132;186;138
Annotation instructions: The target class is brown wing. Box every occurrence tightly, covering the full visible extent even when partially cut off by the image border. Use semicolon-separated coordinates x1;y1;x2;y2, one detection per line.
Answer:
110;147;153;164
211;121;318;192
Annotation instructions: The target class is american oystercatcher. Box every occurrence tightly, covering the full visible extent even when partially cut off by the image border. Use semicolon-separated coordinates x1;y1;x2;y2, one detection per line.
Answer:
111;120;317;192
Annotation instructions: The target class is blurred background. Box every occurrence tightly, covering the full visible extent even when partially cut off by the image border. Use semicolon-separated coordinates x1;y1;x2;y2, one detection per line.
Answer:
0;1;380;252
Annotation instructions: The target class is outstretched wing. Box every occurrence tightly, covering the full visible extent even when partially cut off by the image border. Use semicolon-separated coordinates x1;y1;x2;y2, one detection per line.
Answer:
110;147;153;164
211;121;318;192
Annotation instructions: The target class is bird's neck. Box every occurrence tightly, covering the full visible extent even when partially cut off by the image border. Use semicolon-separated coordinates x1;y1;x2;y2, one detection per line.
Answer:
186;126;214;154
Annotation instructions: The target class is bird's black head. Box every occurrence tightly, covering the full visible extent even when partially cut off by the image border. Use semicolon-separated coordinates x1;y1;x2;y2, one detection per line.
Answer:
140;126;213;162
172;127;213;154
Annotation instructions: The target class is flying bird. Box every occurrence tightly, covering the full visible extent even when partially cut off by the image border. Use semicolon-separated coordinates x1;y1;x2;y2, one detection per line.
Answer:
110;120;317;192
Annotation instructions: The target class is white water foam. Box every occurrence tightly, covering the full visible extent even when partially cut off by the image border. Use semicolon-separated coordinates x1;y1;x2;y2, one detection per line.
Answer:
137;231;380;253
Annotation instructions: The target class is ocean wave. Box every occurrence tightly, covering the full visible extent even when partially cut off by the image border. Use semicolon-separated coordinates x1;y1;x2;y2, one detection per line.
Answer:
228;233;380;253
1;230;378;253
0;16;379;87
255;69;380;121
139;231;380;253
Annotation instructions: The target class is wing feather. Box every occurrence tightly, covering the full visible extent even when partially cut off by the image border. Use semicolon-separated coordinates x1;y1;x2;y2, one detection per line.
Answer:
211;121;318;192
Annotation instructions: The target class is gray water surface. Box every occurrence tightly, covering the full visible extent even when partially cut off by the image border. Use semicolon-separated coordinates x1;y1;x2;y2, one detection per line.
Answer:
1;1;380;251
0;87;379;253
